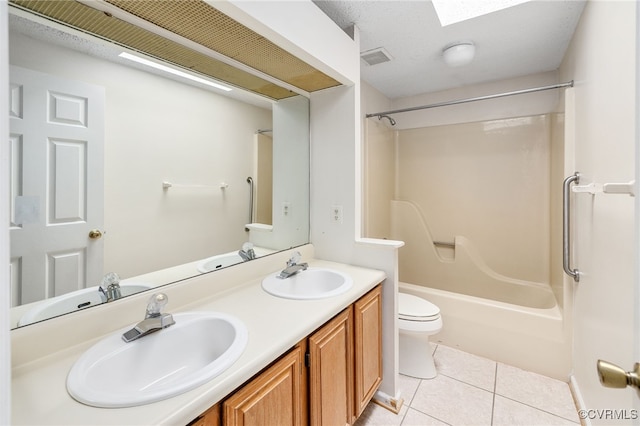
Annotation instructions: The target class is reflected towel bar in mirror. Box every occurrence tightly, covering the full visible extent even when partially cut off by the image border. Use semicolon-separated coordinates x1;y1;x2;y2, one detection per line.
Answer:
162;181;229;189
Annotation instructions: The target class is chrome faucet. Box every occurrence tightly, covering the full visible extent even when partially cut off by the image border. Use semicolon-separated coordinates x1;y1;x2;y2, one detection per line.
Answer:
238;242;256;262
122;293;176;343
99;272;122;302
277;251;308;279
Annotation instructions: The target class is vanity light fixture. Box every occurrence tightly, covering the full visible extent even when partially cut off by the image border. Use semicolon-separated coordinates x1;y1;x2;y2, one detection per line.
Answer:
118;52;232;92
442;42;476;67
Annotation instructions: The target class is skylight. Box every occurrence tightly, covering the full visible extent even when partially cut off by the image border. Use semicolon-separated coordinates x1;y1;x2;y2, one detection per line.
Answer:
431;0;532;26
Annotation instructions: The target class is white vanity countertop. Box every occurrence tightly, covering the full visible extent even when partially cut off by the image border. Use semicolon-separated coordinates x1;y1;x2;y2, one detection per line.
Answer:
11;255;386;425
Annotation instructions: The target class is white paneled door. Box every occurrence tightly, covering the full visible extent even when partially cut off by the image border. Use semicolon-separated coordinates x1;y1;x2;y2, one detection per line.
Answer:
9;66;105;306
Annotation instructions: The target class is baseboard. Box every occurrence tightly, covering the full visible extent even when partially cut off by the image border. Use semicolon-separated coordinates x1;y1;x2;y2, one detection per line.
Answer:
570;374;590;426
372;390;404;414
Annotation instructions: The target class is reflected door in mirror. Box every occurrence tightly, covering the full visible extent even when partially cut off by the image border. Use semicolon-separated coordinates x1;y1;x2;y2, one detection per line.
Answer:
9;66;105;306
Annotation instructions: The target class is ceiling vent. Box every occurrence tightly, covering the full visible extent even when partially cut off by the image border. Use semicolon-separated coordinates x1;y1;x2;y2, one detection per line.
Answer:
360;47;393;66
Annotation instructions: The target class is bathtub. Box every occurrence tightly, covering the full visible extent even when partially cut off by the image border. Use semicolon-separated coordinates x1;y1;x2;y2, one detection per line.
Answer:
399;281;571;380
391;199;571;379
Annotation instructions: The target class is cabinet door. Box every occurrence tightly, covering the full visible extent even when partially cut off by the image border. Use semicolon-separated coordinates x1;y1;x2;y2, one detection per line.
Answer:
190;404;221;426
308;307;354;426
224;346;304;426
354;285;383;418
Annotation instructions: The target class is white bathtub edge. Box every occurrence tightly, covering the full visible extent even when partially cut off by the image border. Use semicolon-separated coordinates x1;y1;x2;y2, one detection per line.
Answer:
400;282;572;380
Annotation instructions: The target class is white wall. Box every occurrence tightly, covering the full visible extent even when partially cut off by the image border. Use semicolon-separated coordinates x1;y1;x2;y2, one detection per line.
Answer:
305;73;411;403
0;2;11;422
9;32;272;279
560;1;637;421
310;59;403;401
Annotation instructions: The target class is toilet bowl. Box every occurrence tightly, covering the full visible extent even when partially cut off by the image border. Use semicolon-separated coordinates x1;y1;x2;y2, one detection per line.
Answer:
398;292;443;379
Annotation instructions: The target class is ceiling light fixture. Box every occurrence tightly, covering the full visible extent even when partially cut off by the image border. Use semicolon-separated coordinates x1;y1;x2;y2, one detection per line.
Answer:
442;42;476;67
118;52;232;92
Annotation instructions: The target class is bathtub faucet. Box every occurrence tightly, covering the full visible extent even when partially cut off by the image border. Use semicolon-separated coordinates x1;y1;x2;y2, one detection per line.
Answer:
278;251;308;279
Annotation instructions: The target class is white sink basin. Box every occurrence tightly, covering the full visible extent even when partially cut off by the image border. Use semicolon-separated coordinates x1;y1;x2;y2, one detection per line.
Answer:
17;282;153;326
67;311;248;408
262;267;353;300
196;252;245;273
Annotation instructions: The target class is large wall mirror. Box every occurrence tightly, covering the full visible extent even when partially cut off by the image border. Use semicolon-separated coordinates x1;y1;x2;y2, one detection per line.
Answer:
8;7;311;329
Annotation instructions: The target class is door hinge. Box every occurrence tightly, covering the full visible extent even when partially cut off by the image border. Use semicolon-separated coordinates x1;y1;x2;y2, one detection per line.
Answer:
305;352;310;367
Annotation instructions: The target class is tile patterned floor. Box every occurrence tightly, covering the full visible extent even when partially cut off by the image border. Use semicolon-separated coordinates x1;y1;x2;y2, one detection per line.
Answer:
356;344;580;426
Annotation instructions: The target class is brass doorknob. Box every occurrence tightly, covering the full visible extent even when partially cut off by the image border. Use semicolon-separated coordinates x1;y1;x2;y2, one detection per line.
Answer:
88;229;103;240
597;359;640;389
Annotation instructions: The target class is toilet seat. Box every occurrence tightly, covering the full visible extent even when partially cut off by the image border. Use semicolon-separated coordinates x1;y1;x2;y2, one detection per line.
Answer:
399;293;440;322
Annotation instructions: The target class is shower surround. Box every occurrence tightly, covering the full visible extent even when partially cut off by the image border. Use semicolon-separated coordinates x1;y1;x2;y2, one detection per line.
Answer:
364;113;572;378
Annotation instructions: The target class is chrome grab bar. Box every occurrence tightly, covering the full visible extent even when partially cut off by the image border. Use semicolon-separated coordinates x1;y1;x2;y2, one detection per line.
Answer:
563;172;581;282
245;177;254;231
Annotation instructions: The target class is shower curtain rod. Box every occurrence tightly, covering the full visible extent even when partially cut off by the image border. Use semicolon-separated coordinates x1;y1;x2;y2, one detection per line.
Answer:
365;81;574;119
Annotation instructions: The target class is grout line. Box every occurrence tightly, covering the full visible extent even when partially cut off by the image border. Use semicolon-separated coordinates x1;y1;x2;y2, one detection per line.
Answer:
494;394;581;424
398;403;408;425
396;385;413;426
490;362;498;425
404;406;453;426
400;376;421;407
437;371;495;394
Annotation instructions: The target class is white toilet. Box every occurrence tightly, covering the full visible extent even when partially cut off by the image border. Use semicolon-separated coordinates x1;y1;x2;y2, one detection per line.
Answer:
398;292;443;379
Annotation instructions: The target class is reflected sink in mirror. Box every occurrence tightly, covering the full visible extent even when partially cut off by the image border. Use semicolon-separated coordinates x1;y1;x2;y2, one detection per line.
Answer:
262;268;353;300
67;311;248;408
197;253;245;273
17;282;153;327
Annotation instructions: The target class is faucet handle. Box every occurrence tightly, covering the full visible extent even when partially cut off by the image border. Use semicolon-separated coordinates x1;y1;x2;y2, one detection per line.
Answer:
101;272;120;287
146;293;169;318
288;251;302;266
242;242;254;252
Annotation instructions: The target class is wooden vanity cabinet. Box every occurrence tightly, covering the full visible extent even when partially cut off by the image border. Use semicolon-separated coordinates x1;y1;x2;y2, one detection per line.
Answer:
197;284;382;426
307;284;382;425
353;285;383;418
189;404;221;426
223;345;306;426
308;307;354;426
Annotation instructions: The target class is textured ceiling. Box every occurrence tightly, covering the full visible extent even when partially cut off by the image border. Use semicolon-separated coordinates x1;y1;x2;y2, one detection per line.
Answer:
313;0;586;100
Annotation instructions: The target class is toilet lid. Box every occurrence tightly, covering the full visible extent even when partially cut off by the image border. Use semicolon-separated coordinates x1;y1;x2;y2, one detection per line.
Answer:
399;293;440;321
